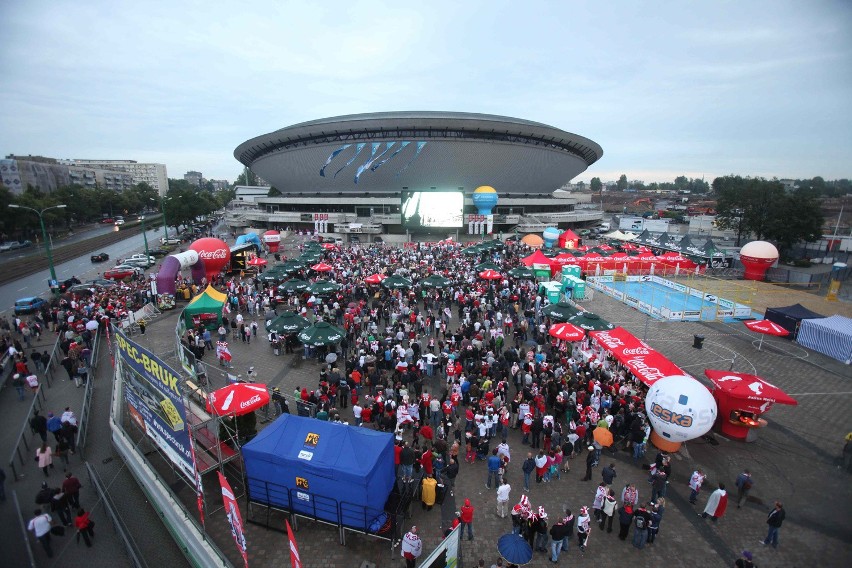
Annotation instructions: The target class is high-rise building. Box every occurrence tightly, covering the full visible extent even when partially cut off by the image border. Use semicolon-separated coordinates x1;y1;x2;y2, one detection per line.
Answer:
64;159;169;195
1;155;133;194
184;171;203;186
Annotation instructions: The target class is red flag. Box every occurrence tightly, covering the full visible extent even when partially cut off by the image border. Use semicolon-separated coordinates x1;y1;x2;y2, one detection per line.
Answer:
187;424;205;526
218;472;249;568
286;519;302;568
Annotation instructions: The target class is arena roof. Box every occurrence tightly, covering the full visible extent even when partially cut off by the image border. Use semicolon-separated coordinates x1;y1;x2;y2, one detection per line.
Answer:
234;111;603;194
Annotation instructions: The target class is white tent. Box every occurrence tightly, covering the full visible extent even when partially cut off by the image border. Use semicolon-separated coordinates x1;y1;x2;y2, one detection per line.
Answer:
602;230;637;241
797;315;852;364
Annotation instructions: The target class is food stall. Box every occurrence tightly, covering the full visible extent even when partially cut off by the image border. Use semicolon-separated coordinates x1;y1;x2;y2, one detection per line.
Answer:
705;370;798;442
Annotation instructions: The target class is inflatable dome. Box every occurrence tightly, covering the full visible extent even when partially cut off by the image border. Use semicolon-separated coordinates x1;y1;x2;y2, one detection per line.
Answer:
472;185;499;215
739;240;779;281
645;375;717;452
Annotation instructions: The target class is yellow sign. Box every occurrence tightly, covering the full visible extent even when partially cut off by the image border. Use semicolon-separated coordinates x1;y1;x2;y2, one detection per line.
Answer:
159;398;185;431
296;476;309;489
304;433;320;447
827;279;840;302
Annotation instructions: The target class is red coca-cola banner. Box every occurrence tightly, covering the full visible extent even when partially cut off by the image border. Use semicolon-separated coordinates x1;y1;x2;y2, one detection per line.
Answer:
589;327;687;386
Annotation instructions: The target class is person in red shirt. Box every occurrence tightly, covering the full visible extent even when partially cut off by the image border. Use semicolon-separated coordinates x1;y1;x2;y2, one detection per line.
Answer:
421;447;434;477
420;423;434;443
459;498;475;540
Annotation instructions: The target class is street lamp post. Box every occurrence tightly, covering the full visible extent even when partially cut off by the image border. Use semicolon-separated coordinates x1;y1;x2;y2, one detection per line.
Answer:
9;203;67;286
159;194;170;241
140;215;150;259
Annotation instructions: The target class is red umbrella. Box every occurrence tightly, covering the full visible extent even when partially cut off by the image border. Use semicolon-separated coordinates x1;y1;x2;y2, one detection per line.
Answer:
310;262;334;272
247;257;267;266
365;273;386;285
704;369;798;406
479;269;503;280
548;323;585;342
321;242;337;250
206;383;270;416
744;319;790;351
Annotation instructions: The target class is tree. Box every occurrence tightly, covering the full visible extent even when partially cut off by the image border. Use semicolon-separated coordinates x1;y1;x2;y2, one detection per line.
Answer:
268;186;282;197
234;169;260;187
616;174;628;191
764;188;824;257
575;180;586;191
590;177;602;193
713;175;750;245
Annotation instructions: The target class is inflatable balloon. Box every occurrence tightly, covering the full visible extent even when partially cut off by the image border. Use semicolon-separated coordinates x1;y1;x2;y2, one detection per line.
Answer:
739;240;779;281
542;227;561;249
472;185;499;215
236;232;262;249
190;238;231;280
155;250;199;295
645;375;717;451
263;230;281;253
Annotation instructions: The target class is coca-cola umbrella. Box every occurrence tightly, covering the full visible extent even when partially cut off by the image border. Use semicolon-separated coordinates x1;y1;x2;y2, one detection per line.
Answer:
744;319;790;351
278;279;310;293
541;301;579;322
382;275;413;290
206;383;270;416
297;321;346;347
310;262;334;273
365;273;387;285
308;279;340;295
507;267;535;280
548;323;585;342
421;274;452;289
247;257;267;267
566;311;614;331
266;311;310;334
479;269;504;281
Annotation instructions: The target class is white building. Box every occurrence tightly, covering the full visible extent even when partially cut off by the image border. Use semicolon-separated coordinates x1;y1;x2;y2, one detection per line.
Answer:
63;159;169;195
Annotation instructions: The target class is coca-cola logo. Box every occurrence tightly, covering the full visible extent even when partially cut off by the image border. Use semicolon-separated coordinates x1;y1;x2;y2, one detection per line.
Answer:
626;357;666;381
240;395;261;409
623;347;650;355
263;235;281;242
198;248;228;260
594;331;624;349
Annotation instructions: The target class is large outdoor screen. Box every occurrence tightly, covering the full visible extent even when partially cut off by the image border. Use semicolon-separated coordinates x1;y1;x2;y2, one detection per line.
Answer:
400;190;464;228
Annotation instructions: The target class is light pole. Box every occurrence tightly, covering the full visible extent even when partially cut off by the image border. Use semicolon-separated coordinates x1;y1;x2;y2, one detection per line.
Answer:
159;194;170;241
10;203;67;285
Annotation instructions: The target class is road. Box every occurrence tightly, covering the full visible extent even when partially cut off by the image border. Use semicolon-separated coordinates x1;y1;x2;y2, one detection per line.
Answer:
1;226;164;315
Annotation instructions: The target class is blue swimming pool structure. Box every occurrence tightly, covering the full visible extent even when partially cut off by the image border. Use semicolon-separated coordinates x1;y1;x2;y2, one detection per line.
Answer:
586;275;755;321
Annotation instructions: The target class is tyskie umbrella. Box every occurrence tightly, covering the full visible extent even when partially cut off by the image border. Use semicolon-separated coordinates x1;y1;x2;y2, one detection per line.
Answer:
206;383;270;416
541;301;579;322
421;274;452;289
279;279;309;293
279;260;305;273
474;261;501;271
297;321;346;346
308;280;340;295
266;311;310;334
497;533;533;565
382;275;413;289
744;319;790;351
548;323;585;342
566;311;614;331
507;267;535;279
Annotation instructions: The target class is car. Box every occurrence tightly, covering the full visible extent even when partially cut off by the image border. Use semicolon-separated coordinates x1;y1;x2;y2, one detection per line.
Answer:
103;267;137;280
127;254;155;263
112;263;145;274
0;241;19;252
101;218;115;224
58;277;82;292
91;252;110;263
160;237;181;246
123;258;155;269
147;248;169;257
18;240;33;248
87;278;118;289
14;297;46;314
114;219;125;226
67;284;97;295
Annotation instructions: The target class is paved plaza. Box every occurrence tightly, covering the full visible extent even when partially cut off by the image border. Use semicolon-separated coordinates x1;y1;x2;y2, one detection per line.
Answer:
4;234;851;568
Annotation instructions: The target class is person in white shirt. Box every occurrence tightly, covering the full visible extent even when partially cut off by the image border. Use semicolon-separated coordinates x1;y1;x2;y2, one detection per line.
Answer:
28;510;54;557
400;525;422;568
496;479;512;518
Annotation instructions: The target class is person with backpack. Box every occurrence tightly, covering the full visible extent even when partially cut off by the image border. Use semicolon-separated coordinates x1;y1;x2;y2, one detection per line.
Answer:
735;469;753;508
632;502;652;549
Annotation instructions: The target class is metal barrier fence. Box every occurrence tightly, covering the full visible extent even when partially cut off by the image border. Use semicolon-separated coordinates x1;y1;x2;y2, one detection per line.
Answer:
12;490;37;568
7;385;49;481
85;462;148;568
75;326;101;456
43;328;65;388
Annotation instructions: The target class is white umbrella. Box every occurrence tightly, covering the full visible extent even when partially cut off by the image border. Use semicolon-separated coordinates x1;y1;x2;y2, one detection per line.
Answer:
85;320;99;331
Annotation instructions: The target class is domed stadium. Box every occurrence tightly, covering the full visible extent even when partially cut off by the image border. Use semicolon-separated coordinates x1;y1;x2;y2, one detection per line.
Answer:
234;112;603;194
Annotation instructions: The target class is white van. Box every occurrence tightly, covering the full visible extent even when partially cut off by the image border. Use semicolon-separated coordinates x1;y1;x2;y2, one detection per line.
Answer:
596;222;611;232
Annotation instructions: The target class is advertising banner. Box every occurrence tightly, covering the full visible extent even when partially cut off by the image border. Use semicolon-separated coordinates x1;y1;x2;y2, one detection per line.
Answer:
116;330;195;480
418;524;460;568
219;472;249;568
590;327;688;386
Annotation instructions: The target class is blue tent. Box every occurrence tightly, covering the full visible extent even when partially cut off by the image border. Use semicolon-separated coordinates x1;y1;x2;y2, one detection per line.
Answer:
242;414;395;529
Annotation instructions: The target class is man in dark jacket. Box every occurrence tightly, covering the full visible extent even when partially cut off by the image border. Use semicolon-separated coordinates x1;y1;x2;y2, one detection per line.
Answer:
602;463;617;486
30;410;48;443
617;504;634;540
581;445;596;481
522;453;535;491
549;517;571;562
760;501;785;548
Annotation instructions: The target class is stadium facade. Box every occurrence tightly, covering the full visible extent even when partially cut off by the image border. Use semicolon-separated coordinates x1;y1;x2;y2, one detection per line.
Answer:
228;112;604;241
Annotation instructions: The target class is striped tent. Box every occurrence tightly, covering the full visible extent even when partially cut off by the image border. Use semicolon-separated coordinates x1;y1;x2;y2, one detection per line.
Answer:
797;315;852;364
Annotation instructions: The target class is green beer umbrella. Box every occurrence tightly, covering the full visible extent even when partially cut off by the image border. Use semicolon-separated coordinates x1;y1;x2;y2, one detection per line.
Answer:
541;301;579;322
474;261;501;271
297;321;346;347
421;274;452;289
566;311;614;331
266;311;310;334
308;279;341;295
507;267;535;279
278;279;310;293
382;275;414;290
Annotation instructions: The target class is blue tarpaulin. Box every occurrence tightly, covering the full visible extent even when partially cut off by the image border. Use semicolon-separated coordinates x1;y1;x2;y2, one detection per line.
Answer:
242;414;395;529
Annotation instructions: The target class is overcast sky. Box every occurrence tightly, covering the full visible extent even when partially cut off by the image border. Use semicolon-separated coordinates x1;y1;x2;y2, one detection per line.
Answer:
1;0;850;185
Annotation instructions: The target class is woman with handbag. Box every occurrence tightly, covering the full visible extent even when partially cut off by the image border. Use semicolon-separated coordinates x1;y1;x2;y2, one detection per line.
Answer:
74;508;95;547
